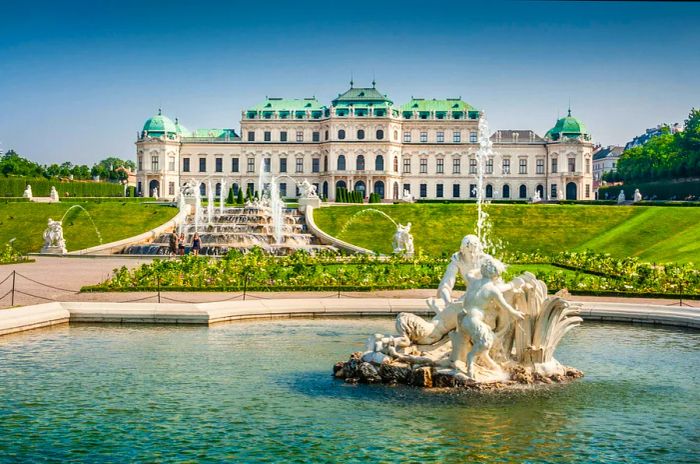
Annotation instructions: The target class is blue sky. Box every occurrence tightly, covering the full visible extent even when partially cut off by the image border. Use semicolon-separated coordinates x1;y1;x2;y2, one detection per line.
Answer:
0;0;698;164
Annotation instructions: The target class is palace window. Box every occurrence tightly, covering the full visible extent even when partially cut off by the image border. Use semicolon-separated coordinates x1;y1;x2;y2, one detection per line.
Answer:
215;157;223;172
356;155;365;170
247;183;255;195
296;131;303;142
263;158;271;173
469;184;477;198
338;129;346;140
168;182;175;196
469;159;477;174
182;157;190;172
312;158;320;173
552;158;558;173
502;159;511;174
436;184;444;198
453;158;461;174
376;129;384;140
264;131;271;142
519;159;527;174
151;155;159;171
420;159;427;174
403;131;411;143
337;155;346;171
247;158;255;173
357;129;365;140
325;130;329;141
420;132;428;143
453;131;461;143
437;131;444;143
375;155;384;171
519;184;527;198
551;184;557;199
486;184;493;198
312;131;320;142
295;158;303;173
436;159;444;174
536;159;544;174
138;155;143;171
279;158;287;173
470;132;477;143
231;158;239;173
420;184;427;198
485;159;493;174
168;157;175;172
503;184;511;198
248;131;255;142
280;131;288;142
585;158;591;174
568;158;576;173
403;158;411;173
403;184;411;194
279;183;287;197
393;156;399;172
198;158;206;173
586;184;591;198
453;184;460;198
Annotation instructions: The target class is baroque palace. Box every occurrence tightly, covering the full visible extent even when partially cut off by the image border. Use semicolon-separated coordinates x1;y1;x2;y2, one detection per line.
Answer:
136;82;594;201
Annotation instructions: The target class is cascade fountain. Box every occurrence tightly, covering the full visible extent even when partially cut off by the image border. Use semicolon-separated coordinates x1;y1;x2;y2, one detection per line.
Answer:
219;178;228;216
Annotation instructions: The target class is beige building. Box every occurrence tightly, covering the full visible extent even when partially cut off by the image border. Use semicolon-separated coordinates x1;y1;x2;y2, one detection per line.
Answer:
136;83;594;201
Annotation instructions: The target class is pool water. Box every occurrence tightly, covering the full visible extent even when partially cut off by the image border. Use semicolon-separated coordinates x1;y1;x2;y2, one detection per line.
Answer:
0;319;698;463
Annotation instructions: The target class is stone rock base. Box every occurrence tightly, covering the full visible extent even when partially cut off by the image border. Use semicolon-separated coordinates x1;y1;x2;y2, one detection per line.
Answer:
333;352;584;390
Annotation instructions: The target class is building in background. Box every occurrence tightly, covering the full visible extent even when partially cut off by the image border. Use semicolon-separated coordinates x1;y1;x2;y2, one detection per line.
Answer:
136;83;594;202
624;123;682;150
592;145;624;187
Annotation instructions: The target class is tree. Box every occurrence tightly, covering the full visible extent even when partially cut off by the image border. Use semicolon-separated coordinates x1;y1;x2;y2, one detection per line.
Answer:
237;188;244;204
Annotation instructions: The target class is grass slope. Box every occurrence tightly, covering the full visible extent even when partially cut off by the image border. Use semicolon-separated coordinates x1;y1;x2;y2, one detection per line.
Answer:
0;201;177;253
313;204;700;264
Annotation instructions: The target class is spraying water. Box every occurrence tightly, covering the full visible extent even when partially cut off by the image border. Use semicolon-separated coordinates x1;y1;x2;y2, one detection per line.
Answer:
337;208;397;238
207;179;215;224
60;204;103;244
194;180;202;232
474;115;500;255
220;178;228;216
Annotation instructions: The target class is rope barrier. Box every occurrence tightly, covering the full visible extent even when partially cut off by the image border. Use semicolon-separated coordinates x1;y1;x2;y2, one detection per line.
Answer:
13;290;56;301
0;273;14;287
14;272;80;293
0;289;12;302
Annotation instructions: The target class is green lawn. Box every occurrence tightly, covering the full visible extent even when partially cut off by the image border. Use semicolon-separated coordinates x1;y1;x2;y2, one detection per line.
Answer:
0;201;178;253
313;204;700;264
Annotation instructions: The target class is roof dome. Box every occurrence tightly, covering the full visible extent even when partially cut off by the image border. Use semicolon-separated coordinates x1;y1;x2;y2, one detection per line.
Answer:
545;109;590;141
142;109;178;136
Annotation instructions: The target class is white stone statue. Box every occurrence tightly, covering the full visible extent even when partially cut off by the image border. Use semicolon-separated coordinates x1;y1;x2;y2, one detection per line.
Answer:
633;189;642;203
299;180;318;199
531;190;542;203
152;187;158;199
41;218;67;254
557;188;564;201
617;189;626;204
181;179;197;197
401;189;414;203
392;223;414;256
23;185;32;200
50;186;59;202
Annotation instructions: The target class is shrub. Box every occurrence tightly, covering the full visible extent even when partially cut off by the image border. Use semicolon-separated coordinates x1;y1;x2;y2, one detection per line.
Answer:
0;177;124;197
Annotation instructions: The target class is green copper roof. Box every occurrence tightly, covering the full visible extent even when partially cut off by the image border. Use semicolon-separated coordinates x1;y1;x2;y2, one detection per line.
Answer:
188;128;237;139
143;109;177;135
175;119;190;137
400;98;476;113
248;97;326;112
545;110;590;141
332;86;393;107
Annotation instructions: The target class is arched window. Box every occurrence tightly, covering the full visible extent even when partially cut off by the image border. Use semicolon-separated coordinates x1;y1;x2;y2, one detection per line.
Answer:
485;184;493;198
336;180;347;191
200;183;206;197
232;183;239;195
325;130;329;141
536;184;544;199
375;155;384;171
354;180;366;195
337;155;346;171
322;181;328;198
393;156;399;172
215;183;221;196
502;184;510;198
338;129;346;140
393;182;399;200
357;129;365;140
376;129;384;140
519;184;527;199
374;181;385;198
357;155;365;171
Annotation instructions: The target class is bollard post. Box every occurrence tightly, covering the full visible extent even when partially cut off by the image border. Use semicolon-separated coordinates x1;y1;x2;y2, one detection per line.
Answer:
157;275;161;303
243;272;248;301
11;270;16;306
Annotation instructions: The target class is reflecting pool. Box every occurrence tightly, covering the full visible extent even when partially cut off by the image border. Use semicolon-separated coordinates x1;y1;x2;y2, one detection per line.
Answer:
0;319;698;462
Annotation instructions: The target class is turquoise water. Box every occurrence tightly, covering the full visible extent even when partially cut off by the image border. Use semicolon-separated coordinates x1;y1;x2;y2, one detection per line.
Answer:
0;319;698;463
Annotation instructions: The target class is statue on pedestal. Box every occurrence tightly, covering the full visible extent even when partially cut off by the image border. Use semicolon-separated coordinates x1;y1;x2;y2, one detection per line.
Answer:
50;186;59;202
41;218;67;254
633;189;642;203
401;189;414;203
152;187;159;199
392;223;414;256
531;190;542;203
617;190;626;204
299;180;318;199
23;185;32;200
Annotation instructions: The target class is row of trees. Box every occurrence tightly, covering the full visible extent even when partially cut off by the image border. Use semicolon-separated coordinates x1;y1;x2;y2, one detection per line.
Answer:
0;151;135;182
607;108;700;183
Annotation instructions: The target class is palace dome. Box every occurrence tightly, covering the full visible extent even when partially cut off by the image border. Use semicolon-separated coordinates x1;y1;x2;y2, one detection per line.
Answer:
545;110;590;141
142;109;178;136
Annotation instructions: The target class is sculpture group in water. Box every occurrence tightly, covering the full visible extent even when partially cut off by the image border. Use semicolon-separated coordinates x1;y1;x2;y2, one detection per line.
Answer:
335;235;583;388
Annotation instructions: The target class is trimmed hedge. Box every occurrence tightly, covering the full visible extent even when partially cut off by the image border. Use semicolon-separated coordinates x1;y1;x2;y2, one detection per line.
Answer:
598;178;700;201
0;177;124;197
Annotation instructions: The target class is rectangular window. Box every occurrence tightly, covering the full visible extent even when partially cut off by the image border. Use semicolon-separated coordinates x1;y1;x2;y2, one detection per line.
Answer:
403;183;410;194
312;158;320;173
519;159;527;174
436;184;444;198
453;158;461;174
585;159;591;174
215;157;223;173
551;158;558;173
420;159;428;174
403;158;411;174
420;184;427;198
502;159;511;174
168;158;175;172
198;158;206;173
551;184;557;199
151;155;159;171
469;184;477;198
312;131;320;142
453;131;461;143
470;132;477;143
168;182;175;196
295;185;300;197
264;131;271;142
183;158;190;172
137;156;143;171
296;131;303;142
279;183;287;197
420;132;428;143
263;158;271;173
485;159;493;174
280;131;288;142
403;131;411;143
536;159;544;174
279;158;287;173
452;183;460;198
436;159;444;174
247;158;255;173
568;158;576;173
295;158;303;173
469;159;477;174
232;158;239;173
437;131;444;143
585;184;591;198
247;131;255;142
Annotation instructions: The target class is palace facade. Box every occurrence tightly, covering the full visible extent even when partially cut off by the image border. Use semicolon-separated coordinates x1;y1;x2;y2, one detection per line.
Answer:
136;83;594;202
